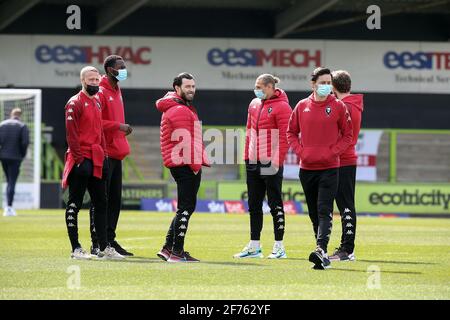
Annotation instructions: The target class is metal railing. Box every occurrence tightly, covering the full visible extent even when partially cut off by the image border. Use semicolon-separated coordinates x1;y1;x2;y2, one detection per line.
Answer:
41;139;64;182
42;127;450;184
41;136;145;183
161;126;450;183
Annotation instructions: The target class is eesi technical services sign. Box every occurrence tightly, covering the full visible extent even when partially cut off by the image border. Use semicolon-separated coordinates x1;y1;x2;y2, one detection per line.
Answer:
0;35;449;93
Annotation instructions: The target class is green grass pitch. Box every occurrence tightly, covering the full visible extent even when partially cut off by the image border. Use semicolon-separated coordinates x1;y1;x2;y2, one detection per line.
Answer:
0;210;449;299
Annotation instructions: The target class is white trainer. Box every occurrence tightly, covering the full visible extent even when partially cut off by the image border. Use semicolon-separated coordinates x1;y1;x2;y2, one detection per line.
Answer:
267;242;287;259
3;206;16;217
233;242;263;258
97;246;125;260
70;247;92;260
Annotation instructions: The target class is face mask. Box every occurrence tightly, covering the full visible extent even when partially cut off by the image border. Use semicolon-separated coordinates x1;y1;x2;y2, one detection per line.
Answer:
254;89;266;100
85;84;99;96
316;84;332;97
113;68;127;81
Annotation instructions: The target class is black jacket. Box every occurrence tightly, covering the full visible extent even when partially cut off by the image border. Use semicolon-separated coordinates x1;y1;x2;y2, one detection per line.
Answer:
0;118;30;160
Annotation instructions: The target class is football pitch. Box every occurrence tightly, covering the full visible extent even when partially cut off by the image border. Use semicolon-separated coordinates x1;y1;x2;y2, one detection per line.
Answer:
0;210;449;300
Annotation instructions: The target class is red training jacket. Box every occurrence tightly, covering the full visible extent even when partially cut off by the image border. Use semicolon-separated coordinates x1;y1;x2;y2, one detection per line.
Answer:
155;91;210;173
62;90;106;189
97;75;130;160
287;93;353;170
244;88;292;167
339;94;364;167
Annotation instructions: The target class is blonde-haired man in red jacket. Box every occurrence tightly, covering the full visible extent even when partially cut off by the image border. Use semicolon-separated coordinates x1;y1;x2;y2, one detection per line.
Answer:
62;66;124;260
234;74;292;260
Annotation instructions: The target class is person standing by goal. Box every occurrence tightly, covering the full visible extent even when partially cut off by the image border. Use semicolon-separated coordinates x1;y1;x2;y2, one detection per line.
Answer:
0;108;29;217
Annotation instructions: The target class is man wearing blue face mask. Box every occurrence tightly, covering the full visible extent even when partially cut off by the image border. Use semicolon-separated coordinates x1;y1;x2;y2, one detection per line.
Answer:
89;55;133;257
287;67;353;270
235;74;292;259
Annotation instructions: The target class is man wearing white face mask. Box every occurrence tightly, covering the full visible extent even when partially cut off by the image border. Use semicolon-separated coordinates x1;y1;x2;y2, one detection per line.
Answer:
89;55;133;257
287;67;353;269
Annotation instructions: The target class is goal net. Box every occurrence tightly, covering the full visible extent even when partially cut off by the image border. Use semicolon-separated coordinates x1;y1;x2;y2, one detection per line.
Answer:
0;89;41;209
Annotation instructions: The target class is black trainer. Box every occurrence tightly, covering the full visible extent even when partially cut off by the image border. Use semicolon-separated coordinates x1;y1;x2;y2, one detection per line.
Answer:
329;247;356;261
110;241;134;256
309;246;331;270
90;243;100;256
182;251;200;262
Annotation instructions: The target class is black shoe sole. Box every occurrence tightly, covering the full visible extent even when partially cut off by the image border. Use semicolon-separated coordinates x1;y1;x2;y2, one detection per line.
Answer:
309;252;325;269
309;252;331;270
157;253;168;261
111;246;134;257
122;252;134;257
312;264;325;270
167;259;200;263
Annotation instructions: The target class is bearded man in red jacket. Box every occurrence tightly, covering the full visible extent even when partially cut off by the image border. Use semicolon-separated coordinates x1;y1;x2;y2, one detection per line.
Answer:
287;67;353;270
329;70;364;262
88;55;133;257
155;73;210;263
234;74;292;260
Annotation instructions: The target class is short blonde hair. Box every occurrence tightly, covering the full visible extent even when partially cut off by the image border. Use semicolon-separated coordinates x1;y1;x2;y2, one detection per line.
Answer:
11;108;22;117
80;66;99;80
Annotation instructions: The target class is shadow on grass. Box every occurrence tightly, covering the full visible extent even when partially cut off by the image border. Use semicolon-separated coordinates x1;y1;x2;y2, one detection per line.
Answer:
103;256;264;267
104;257;162;264
330;268;422;275
285;258;309;261
200;261;265;267
356;259;436;265
287;258;434;265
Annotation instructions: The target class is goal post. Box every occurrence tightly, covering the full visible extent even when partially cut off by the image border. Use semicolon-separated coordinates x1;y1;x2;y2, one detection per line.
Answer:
0;89;41;209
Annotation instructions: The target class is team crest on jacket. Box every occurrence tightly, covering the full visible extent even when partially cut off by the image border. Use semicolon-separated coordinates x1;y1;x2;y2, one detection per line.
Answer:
268;107;272;114
325;106;332;116
96;101;101;110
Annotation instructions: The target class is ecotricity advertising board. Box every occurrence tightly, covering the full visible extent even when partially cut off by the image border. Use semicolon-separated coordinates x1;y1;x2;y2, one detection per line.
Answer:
1;35;449;93
218;182;450;214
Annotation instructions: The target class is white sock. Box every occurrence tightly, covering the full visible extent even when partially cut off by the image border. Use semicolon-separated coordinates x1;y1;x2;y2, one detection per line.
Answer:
250;240;260;248
275;241;284;248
